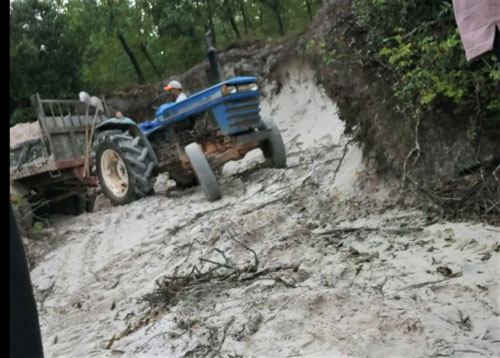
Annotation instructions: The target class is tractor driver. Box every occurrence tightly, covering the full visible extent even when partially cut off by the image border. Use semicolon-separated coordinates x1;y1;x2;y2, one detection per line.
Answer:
164;80;187;102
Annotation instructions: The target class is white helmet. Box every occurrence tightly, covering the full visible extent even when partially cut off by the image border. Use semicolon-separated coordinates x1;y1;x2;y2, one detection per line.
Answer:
164;80;182;91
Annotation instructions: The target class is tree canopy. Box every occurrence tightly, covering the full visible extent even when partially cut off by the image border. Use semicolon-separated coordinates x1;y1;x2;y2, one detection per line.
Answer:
10;0;320;126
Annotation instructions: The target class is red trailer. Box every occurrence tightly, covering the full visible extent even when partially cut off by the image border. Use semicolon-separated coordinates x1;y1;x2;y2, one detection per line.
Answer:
10;93;108;226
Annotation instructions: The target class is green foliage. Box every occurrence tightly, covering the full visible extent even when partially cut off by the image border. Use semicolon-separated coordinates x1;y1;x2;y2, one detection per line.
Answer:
307;40;336;64
10;0;86;126
33;221;44;232
10;108;36;127
10;0;321;126
353;0;500;125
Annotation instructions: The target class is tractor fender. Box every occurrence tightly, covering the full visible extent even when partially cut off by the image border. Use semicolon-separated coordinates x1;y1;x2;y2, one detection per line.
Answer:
95;119;158;165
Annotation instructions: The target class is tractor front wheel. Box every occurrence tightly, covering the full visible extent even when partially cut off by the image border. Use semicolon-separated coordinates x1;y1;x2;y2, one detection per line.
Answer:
185;143;221;202
260;117;287;168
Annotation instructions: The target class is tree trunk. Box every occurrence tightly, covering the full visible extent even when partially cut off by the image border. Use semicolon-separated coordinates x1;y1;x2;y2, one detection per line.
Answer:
259;6;264;28
194;0;209;32
219;16;230;42
107;0;145;83
238;0;249;34
305;0;313;21
206;0;216;46
228;15;241;38
219;19;230;42
117;32;145;83
273;8;285;35
221;0;240;38
140;43;162;79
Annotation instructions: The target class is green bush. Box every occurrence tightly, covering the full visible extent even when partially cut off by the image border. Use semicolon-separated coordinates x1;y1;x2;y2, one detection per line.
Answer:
353;0;500;126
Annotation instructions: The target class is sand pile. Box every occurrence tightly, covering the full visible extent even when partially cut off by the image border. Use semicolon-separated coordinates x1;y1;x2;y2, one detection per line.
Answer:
10;121;43;148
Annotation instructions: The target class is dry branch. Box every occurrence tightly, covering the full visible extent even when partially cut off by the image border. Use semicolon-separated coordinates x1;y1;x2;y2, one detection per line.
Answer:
398;115;421;202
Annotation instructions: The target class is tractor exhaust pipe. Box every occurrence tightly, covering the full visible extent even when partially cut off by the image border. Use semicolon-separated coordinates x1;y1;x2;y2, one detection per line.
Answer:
205;30;222;84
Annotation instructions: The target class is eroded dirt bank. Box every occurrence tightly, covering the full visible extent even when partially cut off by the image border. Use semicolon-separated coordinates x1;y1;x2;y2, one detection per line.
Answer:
29;60;500;358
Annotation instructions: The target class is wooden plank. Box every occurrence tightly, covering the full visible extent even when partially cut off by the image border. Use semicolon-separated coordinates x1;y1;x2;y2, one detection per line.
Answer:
69;131;80;159
55;116;64;129
43;125;88;134
48;102;56;118
40;98;82;104
57;103;63;118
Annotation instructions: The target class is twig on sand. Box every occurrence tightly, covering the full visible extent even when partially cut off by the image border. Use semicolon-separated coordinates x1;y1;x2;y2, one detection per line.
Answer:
136;330;183;352
199;257;235;270
168;203;231;235
240;263;300;282
264;292;305;323
398;278;448;291
313;226;423;236
285;349;335;358
182;239;203;264
240;196;287;216
226;230;259;270
332;138;355;183
398;115;421;202
211;316;235;356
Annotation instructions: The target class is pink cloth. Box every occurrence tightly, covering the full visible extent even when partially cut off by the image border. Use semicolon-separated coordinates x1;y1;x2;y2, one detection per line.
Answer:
452;0;500;61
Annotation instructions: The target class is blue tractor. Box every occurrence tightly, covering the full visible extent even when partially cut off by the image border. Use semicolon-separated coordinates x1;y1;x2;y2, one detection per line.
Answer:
91;77;286;205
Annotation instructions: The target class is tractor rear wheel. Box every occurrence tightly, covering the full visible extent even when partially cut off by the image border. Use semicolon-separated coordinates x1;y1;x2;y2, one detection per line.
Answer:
95;130;156;205
185;142;221;202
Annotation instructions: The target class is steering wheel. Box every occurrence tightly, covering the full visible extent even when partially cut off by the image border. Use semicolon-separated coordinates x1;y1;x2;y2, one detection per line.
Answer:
148;92;172;111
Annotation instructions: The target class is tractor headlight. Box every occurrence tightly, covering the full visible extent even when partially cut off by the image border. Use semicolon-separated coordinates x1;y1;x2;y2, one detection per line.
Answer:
237;83;258;92
221;85;238;96
227;85;237;94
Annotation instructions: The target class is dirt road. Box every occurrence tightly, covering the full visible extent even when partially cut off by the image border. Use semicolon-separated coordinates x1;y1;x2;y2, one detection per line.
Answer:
29;61;500;358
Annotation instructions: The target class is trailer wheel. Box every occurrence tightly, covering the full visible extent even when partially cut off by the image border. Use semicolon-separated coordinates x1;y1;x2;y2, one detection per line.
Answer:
260;117;287;168
71;194;96;215
185;143;221;202
85;194;96;212
95;130;156;205
12;202;33;230
10;183;33;230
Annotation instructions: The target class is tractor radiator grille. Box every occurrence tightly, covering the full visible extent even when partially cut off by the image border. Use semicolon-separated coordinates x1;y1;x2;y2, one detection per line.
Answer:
224;97;261;131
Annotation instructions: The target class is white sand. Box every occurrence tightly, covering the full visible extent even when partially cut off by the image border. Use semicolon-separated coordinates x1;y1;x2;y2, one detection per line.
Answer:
10;121;43;148
29;60;500;358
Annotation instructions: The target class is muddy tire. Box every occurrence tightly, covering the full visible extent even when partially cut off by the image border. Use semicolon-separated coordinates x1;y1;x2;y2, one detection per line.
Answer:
185;142;221;202
85;194;96;212
10;183;33;229
52;194;89;216
169;168;198;188
12;202;33;229
95;130;156;206
261;117;287;168
71;194;96;214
